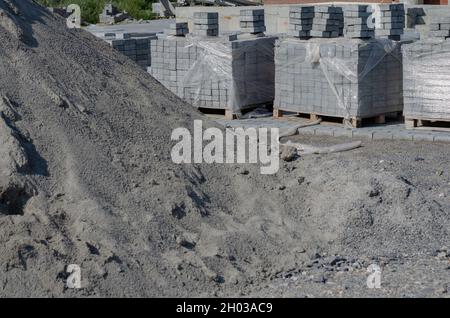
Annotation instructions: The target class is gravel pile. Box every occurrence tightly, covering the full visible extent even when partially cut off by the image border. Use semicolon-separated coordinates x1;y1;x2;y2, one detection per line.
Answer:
0;0;448;297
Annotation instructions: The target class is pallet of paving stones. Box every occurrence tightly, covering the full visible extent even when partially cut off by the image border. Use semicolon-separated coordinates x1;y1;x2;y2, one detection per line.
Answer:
149;35;276;114
273;37;404;128
402;38;450;129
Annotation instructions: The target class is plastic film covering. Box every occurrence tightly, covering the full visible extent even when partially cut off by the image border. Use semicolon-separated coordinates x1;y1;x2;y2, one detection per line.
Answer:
149;35;276;113
402;38;450;120
274;37;403;124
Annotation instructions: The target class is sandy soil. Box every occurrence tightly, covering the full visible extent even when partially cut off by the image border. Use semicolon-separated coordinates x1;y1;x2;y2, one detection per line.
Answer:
0;0;448;297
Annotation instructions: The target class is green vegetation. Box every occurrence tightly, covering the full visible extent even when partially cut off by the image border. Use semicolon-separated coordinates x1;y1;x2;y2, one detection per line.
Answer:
36;0;157;24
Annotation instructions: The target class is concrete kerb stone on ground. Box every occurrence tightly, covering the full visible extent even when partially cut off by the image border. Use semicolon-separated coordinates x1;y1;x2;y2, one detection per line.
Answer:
216;118;450;144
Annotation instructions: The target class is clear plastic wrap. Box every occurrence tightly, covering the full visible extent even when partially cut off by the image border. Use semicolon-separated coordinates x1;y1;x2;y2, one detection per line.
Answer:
274;37;404;123
402;38;450;120
149;35;276;113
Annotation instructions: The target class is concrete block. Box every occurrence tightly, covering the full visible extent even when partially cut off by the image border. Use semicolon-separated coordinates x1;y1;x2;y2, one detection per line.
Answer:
412;133;435;142
352;129;374;139
332;128;354;138
433;134;450;142
373;131;394;140
314;126;335;136
392;131;414;141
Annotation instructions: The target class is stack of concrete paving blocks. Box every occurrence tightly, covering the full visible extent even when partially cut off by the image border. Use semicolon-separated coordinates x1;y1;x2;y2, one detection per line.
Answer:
428;17;450;39
375;4;405;40
311;6;343;38
406;6;450;40
274;38;403;126
192;12;219;37
288;5;344;39
149;36;276;113
402;39;450;127
166;22;189;36
106;33;156;69
240;9;266;34
288;6;314;38
343;5;374;39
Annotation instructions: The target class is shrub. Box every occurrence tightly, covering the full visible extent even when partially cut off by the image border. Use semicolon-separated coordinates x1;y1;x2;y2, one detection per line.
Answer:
36;0;157;24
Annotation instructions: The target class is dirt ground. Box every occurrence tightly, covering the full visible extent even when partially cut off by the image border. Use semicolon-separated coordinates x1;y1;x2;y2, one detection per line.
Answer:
240;136;450;297
0;0;448;297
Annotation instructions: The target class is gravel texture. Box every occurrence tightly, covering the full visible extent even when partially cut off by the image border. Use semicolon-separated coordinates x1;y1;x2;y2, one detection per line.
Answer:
0;0;448;297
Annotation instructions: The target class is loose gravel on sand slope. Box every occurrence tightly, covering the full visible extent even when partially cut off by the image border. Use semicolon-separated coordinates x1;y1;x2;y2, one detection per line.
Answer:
0;0;448;297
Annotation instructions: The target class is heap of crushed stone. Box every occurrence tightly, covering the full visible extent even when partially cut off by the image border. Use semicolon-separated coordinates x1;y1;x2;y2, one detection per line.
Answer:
0;0;448;297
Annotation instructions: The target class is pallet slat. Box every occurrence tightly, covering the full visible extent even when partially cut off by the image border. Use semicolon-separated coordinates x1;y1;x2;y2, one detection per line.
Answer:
197;107;237;120
405;117;450;130
273;108;393;128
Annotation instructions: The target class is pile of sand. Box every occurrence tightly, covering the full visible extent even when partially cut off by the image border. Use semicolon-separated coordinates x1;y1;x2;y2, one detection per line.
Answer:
0;0;448;297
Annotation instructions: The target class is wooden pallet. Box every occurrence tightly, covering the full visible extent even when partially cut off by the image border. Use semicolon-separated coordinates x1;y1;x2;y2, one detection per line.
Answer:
273;109;400;128
198;103;272;120
197;107;237;120
405;117;450;131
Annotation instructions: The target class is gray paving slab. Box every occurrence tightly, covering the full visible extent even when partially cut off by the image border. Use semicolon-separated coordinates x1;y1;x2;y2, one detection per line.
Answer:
298;126;317;135
412;133;436;142
373;131;394;140
332;128;353;138
314;126;336;137
351;129;374;140
393;130;415;141
434;134;450;142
